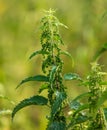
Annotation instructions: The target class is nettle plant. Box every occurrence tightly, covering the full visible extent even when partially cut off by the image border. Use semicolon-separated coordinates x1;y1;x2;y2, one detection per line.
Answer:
12;9;107;130
12;9;70;129
67;43;107;130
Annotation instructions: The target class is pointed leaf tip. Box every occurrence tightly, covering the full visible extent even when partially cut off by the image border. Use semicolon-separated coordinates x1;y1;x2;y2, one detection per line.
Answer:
29;50;48;60
12;95;48;119
16;75;49;89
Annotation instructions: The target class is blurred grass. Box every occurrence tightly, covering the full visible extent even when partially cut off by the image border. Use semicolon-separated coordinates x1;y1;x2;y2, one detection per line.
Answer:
0;0;107;129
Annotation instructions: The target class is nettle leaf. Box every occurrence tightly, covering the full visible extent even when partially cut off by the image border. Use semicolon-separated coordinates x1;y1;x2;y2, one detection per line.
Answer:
48;121;66;130
69;93;91;116
96;90;107;109
61;51;73;59
94;43;107;61
60;51;74;66
38;83;48;93
64;73;82;81
29;50;48;59
59;22;68;29
70;92;91;105
51;92;67;116
49;65;57;83
17;75;49;88
12;95;48;119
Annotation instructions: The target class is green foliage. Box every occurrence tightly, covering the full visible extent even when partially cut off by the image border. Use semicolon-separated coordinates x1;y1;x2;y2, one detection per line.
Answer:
12;95;48;119
70;92;91;105
29;50;48;60
51;91;67;117
16;75;49;88
1;0;107;129
11;9;107;130
64;73;82;81
47;121;66;130
12;9;68;130
68;62;107;130
49;65;57;83
60;51;74;66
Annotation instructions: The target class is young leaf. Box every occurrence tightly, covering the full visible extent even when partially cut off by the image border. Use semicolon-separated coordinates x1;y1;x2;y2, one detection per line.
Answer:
29;50;48;59
17;75;49;88
51;92;67;116
60;51;73;59
94;43;107;61
48;121;66;130
64;73;82;81
12;95;48;119
38;83;48;93
60;51;74;66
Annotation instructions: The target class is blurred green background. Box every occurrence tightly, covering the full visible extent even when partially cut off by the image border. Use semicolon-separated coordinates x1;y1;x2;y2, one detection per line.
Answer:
0;0;107;130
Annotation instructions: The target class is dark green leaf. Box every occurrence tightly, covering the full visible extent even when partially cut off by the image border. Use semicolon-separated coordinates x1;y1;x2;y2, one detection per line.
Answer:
12;95;48;119
51;92;67;116
94;43;107;61
48;121;66;130
17;75;49;88
29;50;48;59
64;73;82;81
